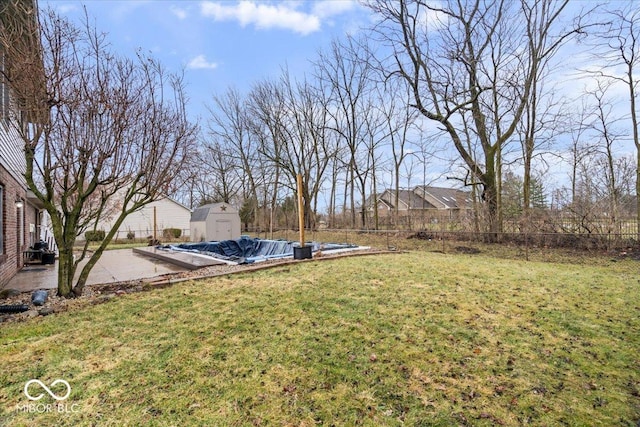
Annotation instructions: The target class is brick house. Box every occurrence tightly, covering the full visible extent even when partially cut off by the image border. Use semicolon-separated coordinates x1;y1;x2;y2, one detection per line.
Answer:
365;186;472;228
0;115;44;287
0;1;45;287
370;186;472;218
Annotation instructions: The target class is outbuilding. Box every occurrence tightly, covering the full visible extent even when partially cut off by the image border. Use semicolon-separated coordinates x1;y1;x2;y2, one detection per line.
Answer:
190;203;241;242
94;196;192;241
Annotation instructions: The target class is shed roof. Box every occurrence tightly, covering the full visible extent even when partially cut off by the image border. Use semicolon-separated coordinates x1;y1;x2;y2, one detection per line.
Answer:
191;202;238;222
191;207;209;222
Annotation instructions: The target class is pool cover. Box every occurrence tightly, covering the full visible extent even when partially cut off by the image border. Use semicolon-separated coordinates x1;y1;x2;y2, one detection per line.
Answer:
164;237;358;264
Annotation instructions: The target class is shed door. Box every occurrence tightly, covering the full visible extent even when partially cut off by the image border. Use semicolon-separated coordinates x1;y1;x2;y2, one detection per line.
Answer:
215;220;233;240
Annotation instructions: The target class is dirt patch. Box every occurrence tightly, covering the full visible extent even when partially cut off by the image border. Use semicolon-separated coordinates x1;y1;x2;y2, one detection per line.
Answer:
614;248;640;261
407;231;436;240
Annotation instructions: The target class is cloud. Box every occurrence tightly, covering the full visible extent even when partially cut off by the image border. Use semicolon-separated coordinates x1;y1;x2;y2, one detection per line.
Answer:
200;1;321;35
312;0;357;18
170;5;188;20
187;55;218;70
107;0;154;21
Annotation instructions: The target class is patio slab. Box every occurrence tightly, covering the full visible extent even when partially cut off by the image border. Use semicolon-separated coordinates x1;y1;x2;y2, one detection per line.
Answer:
133;246;228;269
3;249;188;293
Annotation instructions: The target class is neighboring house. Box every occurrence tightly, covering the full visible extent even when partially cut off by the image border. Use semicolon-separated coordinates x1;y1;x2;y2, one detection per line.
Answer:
414;185;472;212
0;3;45;287
92;196;192;241
368;186;472;220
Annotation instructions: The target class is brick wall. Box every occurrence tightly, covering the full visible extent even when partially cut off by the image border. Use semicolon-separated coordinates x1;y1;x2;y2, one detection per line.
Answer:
0;163;28;288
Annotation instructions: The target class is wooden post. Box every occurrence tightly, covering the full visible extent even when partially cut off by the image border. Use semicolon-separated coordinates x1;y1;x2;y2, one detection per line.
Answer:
270;204;274;240
153;206;157;242
297;173;305;247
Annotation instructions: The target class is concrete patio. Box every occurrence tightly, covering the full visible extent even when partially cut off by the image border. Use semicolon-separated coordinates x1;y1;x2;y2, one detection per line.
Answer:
3;249;188;293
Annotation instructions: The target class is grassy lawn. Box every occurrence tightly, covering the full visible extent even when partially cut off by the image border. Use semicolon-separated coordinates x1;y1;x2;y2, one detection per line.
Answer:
1;252;639;426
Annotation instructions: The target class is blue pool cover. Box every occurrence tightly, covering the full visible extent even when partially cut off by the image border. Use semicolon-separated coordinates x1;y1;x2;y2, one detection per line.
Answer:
164;237;357;264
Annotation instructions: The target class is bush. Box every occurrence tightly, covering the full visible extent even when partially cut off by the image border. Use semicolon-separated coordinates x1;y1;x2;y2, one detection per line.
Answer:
85;230;106;242
126;231;135;240
163;228;182;239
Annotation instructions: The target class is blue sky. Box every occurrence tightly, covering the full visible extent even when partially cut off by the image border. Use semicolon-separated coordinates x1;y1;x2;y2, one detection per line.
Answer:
43;0;372;122
39;0;637;198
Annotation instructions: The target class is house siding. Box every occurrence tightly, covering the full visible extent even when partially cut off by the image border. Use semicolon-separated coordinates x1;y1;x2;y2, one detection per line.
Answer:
0;0;46;288
96;197;192;240
0;79;32;287
0;118;26;188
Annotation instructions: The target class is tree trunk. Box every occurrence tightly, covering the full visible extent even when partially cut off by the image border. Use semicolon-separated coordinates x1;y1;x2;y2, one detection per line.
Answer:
637;150;640;242
523;160;531;211
481;148;501;241
349;162;356;228
342;175;348;228
328;161;338;229
372;172;379;230
483;181;500;241
56;246;75;297
303;183;314;230
360;189;367;229
394;169;400;229
471;179;480;234
496;144;503;238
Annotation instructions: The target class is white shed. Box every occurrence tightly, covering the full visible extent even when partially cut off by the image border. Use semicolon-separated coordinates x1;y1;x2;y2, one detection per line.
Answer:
190;203;241;242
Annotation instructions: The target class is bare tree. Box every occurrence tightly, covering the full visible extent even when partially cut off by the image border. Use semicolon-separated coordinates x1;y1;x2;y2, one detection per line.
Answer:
251;70;333;229
279;72;334;229
361;97;388;230
324;137;346;228
197;138;243;204
206;87;262;226
169;152;202;209
589;3;640;239
366;0;584;237
315;35;377;229
561;85;634;237
358;93;390;230
587;80;628;231
563;97;597;206
379;80;421;228
247;79;288;233
517;0;576;214
0;4;198;296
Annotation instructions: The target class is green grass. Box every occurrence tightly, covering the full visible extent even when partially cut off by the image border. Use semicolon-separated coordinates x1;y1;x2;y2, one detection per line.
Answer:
1;252;639;426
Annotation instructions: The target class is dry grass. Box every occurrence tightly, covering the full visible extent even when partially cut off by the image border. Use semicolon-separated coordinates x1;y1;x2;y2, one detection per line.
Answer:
1;251;638;426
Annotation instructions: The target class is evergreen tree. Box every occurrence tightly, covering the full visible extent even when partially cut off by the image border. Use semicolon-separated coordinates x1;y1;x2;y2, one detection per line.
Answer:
530;178;547;210
502;171;524;219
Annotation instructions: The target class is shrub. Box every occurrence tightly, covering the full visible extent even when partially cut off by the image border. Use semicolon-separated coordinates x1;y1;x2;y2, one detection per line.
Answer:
85;230;106;242
126;231;135;240
163;228;182;239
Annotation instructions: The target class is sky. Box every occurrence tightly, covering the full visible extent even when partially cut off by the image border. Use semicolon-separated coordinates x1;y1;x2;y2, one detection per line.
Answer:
42;0;372;123
38;0;638;201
